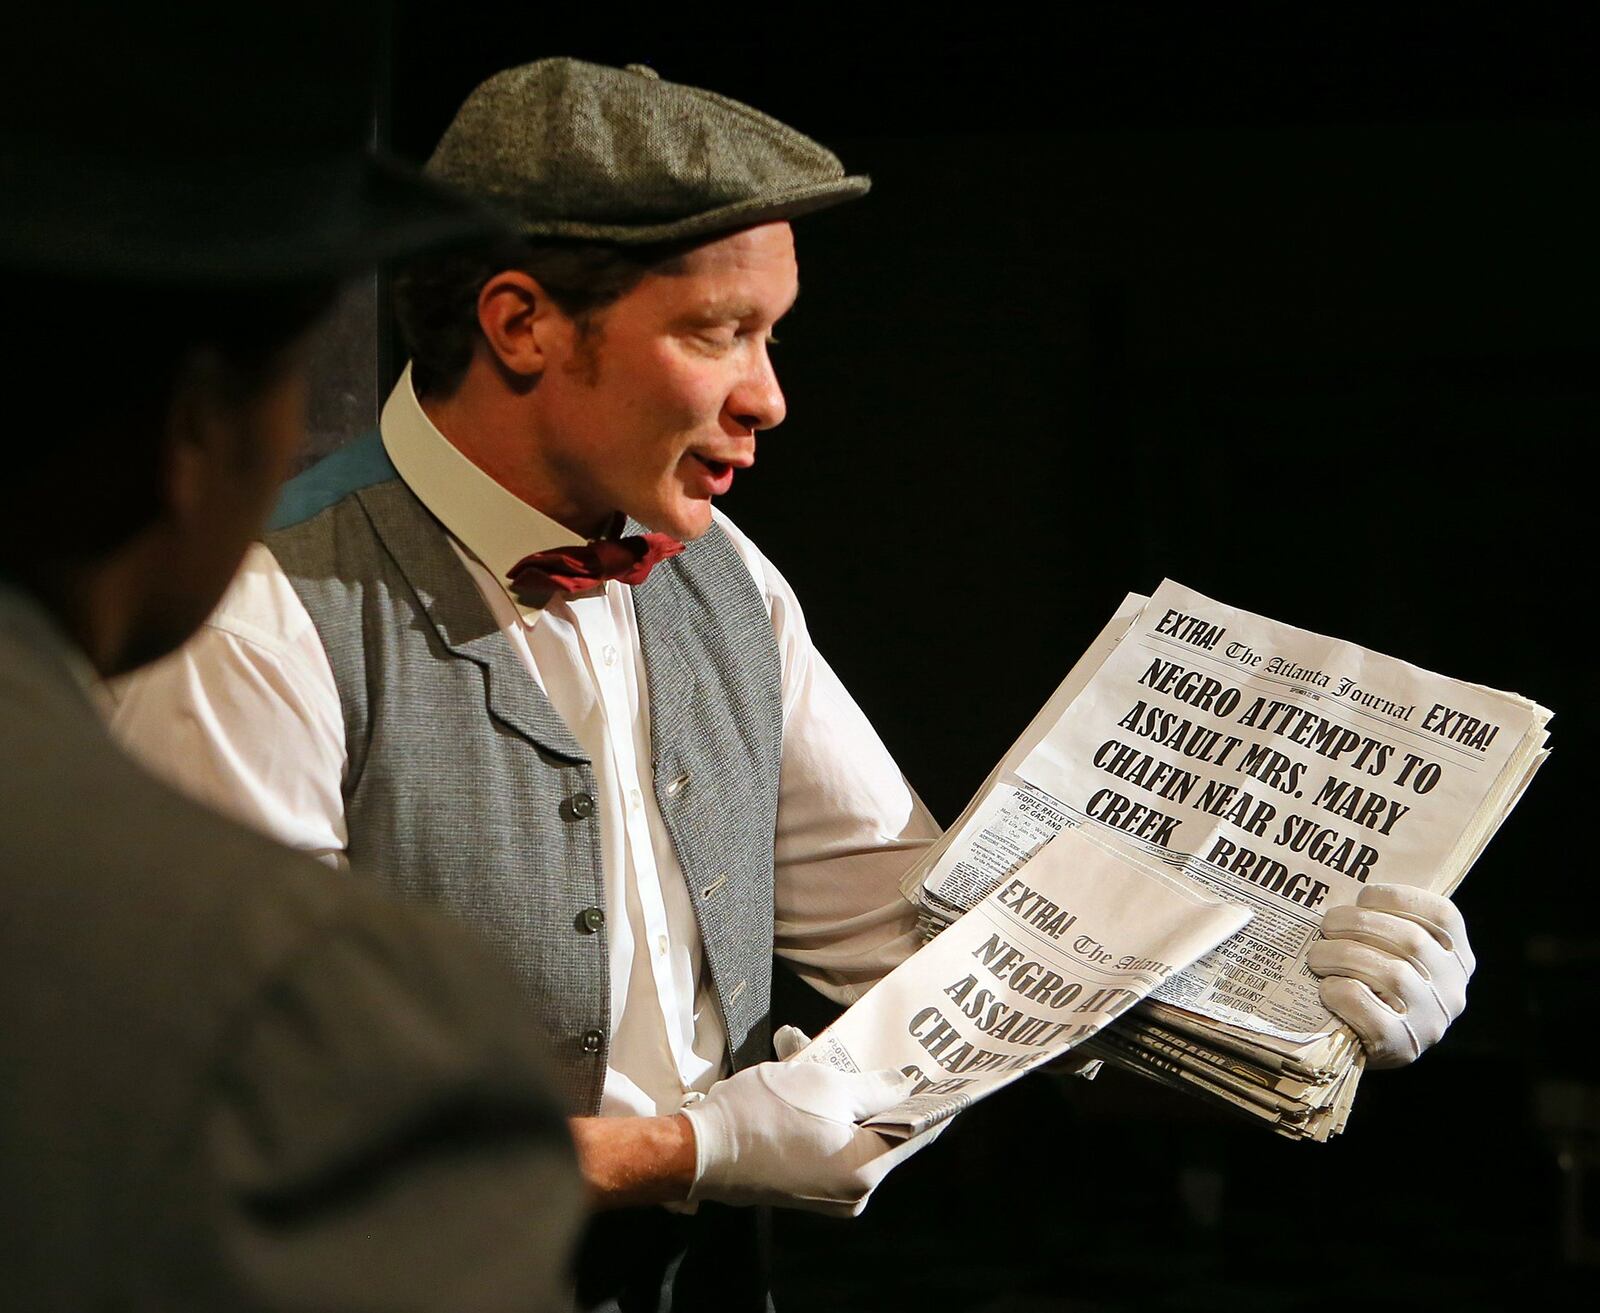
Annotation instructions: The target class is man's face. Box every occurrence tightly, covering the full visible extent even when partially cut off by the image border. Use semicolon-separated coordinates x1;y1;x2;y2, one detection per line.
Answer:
534;221;798;540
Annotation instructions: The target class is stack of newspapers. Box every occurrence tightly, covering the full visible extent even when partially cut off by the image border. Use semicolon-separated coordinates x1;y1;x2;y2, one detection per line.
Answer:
901;580;1552;1141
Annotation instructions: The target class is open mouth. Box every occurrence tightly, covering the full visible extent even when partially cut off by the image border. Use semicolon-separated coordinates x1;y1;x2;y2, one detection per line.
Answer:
685;450;746;497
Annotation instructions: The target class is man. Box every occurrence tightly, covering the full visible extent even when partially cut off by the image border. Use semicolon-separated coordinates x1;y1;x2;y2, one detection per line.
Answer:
0;13;585;1309
111;57;1475;1308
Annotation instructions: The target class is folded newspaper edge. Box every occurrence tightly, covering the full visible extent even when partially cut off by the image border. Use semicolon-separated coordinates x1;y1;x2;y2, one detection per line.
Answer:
796;822;1253;1140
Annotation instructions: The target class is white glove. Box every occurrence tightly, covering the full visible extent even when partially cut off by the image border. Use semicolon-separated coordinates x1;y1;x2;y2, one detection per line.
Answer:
777;1024;965;1130
681;1029;924;1217
1307;883;1475;1069
771;1024;813;1061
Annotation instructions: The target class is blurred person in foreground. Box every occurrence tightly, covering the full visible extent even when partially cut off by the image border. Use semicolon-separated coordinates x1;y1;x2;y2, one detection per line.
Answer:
0;10;583;1309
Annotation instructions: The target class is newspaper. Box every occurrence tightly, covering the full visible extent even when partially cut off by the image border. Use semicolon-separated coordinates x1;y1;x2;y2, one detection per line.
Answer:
907;579;1551;1051
796;824;1252;1138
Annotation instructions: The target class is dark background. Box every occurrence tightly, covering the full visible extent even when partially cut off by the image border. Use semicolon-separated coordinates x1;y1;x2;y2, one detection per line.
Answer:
365;4;1593;1307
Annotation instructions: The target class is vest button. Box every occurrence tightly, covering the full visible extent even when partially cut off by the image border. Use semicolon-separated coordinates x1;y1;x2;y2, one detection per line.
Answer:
567;791;597;819
580;1029;604;1054
577;906;605;934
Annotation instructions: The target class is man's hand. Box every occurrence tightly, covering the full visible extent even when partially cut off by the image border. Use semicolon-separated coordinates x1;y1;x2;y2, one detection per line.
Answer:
681;1045;923;1217
1307;883;1476;1069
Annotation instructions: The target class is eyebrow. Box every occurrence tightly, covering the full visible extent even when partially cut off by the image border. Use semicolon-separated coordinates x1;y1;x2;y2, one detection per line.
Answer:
687;285;801;324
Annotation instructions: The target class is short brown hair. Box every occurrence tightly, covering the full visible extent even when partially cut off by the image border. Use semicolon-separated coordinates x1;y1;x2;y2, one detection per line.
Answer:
393;237;693;397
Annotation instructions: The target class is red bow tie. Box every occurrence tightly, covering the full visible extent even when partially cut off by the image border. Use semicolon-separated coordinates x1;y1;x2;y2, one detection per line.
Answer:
506;533;684;599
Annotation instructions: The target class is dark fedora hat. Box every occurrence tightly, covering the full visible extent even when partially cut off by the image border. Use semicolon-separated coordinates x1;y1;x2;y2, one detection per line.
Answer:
0;4;503;284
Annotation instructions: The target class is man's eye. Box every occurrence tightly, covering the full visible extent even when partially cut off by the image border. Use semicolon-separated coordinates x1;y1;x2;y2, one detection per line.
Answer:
686;326;775;354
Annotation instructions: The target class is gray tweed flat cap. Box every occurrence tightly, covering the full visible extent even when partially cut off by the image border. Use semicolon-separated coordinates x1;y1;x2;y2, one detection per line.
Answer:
426;58;869;244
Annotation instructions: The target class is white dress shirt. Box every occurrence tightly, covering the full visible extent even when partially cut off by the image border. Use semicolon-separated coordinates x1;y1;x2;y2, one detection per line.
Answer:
110;368;939;1118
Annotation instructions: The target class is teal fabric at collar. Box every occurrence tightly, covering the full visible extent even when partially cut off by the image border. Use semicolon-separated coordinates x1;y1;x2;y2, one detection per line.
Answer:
269;431;395;531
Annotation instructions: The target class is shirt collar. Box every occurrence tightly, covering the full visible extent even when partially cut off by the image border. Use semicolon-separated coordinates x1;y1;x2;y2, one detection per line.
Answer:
380;363;586;624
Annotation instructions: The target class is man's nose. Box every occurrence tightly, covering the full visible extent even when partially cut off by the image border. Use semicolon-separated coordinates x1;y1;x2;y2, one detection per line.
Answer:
727;346;786;432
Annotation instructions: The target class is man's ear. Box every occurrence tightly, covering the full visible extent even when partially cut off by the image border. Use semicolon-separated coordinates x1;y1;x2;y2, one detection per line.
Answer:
160;346;301;526
477;271;570;380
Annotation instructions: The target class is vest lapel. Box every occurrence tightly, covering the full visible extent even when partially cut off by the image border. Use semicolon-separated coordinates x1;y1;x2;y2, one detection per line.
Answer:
631;522;779;1069
357;481;588;764
626;516;703;753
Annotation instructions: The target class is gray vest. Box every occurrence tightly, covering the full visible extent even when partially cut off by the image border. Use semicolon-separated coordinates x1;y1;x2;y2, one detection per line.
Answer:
265;459;783;1115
